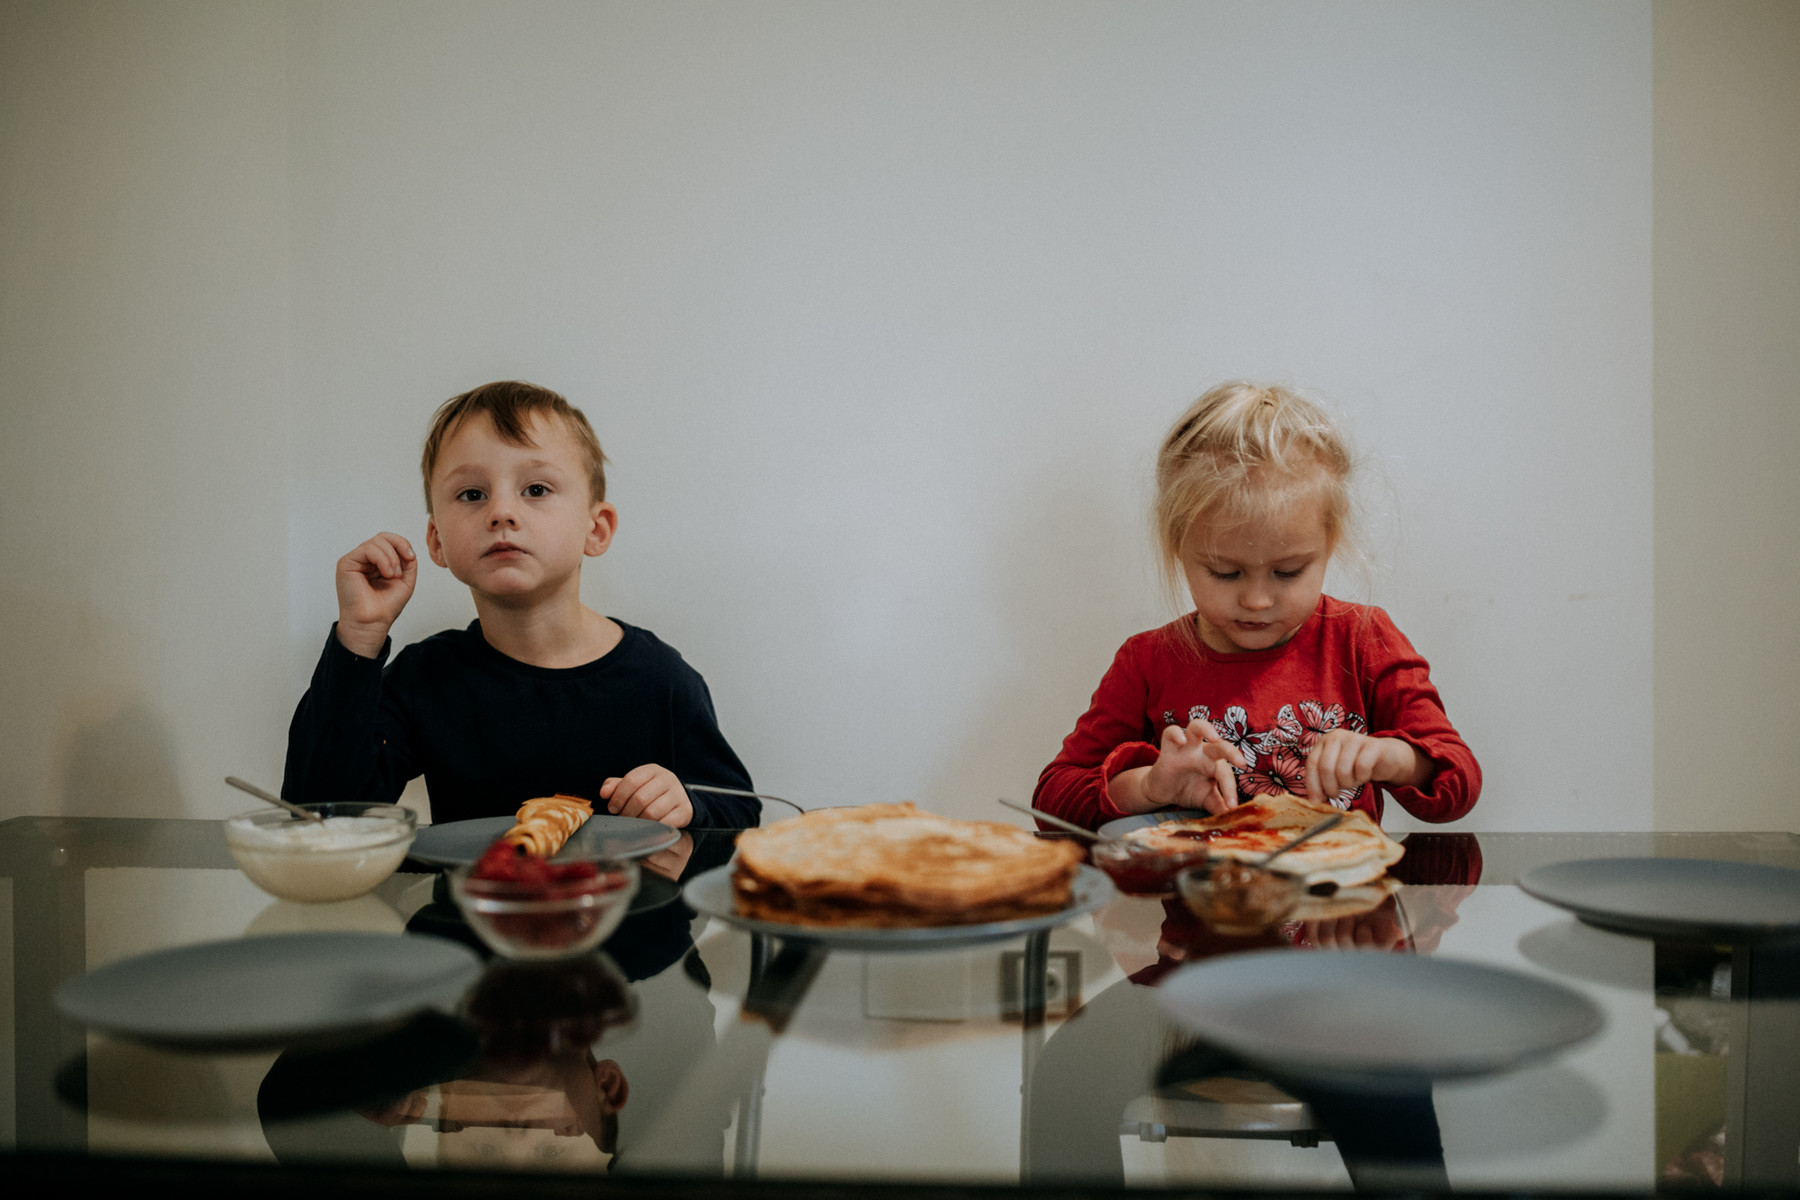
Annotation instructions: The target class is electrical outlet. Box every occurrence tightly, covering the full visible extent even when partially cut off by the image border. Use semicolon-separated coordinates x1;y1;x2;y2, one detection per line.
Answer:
999;949;1080;1021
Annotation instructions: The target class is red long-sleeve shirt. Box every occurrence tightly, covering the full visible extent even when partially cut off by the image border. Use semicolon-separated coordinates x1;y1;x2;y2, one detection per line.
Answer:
1033;597;1480;829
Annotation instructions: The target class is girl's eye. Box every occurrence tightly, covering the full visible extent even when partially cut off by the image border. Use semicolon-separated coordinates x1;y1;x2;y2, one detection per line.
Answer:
524;483;550;498
1274;568;1304;580
1207;569;1239;581
456;488;485;503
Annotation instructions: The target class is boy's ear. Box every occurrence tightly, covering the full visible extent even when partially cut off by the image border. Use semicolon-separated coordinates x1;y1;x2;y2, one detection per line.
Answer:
425;517;448;568
585;502;619;558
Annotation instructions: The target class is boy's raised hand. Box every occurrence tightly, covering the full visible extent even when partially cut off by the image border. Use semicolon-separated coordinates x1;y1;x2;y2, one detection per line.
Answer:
335;532;417;659
602;764;693;829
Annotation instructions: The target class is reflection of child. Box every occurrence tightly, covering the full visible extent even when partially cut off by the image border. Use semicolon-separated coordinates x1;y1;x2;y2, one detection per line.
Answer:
1035;382;1480;828
283;381;756;829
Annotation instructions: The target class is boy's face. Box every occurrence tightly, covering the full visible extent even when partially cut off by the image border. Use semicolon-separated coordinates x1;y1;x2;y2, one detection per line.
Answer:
425;410;616;604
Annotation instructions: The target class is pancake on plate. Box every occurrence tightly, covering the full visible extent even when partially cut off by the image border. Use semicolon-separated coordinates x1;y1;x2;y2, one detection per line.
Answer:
501;794;593;857
1124;792;1403;889
732;803;1086;928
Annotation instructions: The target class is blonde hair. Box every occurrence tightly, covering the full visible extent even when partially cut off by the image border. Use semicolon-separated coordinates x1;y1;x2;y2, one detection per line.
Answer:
1154;381;1358;607
420;381;608;514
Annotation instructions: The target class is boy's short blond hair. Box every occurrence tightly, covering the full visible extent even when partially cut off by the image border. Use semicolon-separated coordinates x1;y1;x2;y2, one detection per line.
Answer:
420;381;608;514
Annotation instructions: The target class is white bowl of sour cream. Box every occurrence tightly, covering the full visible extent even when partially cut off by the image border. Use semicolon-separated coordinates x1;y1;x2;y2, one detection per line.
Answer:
225;803;417;903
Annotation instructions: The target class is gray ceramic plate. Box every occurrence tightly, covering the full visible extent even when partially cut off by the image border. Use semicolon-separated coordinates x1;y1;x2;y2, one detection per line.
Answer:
682;864;1114;953
1157;949;1603;1091
1519;857;1800;944
408;814;679;867
1097;810;1207;840
55;932;483;1050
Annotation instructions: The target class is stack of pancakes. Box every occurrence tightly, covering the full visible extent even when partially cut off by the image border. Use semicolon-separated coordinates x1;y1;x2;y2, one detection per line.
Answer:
733;803;1085;927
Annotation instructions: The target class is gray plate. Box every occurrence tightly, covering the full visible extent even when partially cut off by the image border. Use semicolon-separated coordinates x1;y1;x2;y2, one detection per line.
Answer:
1519;857;1800;944
682;864;1114;953
1097;810;1207;840
408;814;679;867
55;932;483;1050
1157;949;1603;1091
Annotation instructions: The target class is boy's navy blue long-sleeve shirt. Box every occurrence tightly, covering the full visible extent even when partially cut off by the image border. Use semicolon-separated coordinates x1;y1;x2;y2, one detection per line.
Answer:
283;619;759;830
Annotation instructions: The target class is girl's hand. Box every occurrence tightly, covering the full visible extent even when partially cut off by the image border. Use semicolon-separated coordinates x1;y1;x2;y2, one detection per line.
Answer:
602;764;693;828
1117;719;1248;816
335;532;417;658
1304;730;1431;803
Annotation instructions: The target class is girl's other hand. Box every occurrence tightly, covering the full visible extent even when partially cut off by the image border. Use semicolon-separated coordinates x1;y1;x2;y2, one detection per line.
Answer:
1140;718;1247;815
1304;730;1430;804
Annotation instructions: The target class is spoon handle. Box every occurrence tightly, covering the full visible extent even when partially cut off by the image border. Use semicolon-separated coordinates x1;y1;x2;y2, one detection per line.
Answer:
996;798;1110;841
687;783;806;813
1259;813;1345;867
225;776;325;822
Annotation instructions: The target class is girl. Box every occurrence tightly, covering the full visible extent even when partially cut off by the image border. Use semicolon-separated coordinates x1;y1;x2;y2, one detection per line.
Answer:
1034;382;1479;828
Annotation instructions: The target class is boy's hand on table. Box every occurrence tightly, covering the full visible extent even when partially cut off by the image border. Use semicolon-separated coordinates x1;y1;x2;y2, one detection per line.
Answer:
1303;731;1430;804
335;531;417;658
1113;719;1247;816
601;764;692;828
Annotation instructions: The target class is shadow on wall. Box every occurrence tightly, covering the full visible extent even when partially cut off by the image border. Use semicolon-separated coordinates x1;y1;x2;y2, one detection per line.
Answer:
56;697;183;819
926;468;1163;818
0;588;184;819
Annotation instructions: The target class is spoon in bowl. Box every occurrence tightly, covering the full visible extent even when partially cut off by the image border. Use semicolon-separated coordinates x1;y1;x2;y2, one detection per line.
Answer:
225;775;324;823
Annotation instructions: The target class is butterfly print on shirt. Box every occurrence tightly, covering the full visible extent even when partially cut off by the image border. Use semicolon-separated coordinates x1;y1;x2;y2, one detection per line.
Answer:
1162;699;1367;809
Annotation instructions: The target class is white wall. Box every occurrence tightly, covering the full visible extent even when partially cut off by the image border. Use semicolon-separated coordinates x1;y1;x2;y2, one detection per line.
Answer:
1;1;1679;832
0;0;293;820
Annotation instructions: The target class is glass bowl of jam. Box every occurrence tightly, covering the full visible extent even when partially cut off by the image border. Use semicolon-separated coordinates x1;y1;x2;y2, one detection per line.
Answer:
1089;837;1215;897
450;845;639;960
1177;860;1303;934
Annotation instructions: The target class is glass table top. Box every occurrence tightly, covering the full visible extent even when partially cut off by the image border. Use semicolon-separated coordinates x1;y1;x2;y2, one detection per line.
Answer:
2;815;1797;1194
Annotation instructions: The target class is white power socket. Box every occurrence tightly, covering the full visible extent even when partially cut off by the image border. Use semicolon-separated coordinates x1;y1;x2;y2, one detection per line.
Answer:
999;949;1081;1021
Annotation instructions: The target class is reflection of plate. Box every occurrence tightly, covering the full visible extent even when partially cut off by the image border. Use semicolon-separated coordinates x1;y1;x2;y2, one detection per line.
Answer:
55;932;482;1050
409;814;678;867
1158;949;1603;1091
1290;876;1403;922
682;865;1114;953
1519;857;1800;944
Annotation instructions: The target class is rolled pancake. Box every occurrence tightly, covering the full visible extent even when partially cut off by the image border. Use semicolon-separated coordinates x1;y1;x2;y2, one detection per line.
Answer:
501;794;594;857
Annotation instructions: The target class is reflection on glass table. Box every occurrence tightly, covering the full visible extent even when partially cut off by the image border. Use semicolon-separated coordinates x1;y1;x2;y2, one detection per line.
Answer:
3;816;1798;1194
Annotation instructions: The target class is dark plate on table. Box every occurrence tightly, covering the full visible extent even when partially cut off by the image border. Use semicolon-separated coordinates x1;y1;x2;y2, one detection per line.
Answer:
54;932;482;1051
408;813;679;867
1097;810;1208;840
1157;949;1603;1092
682;864;1113;953
1519;857;1800;944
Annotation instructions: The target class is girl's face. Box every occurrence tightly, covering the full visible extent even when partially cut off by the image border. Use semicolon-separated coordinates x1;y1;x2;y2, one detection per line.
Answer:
1181;502;1333;654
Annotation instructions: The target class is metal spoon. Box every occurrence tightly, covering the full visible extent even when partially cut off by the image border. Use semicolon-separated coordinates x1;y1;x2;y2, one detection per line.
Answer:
225;775;324;823
996;798;1115;841
1258;813;1346;868
687;782;806;814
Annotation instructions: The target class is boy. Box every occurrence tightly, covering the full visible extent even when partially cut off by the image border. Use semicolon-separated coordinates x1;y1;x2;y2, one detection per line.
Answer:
283;380;758;831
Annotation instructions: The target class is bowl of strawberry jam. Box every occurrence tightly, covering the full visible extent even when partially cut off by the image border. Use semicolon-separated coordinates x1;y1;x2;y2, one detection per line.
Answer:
449;841;639;960
1089;837;1214;897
